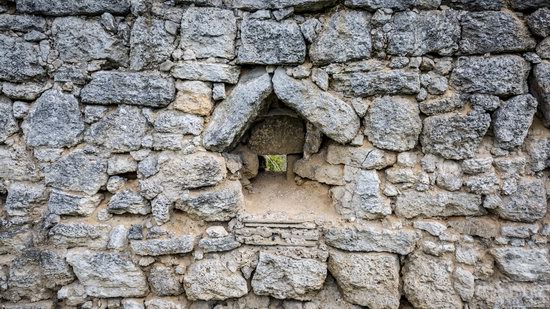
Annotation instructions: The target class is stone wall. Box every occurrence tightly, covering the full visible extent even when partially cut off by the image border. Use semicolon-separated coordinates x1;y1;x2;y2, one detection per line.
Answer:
1;0;550;308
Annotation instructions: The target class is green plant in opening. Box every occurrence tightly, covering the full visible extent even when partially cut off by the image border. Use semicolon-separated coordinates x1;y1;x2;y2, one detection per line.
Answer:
264;155;287;172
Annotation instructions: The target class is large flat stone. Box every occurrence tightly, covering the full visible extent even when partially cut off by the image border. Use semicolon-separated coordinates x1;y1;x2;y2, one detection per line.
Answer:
493;94;538;150
310;10;371;64
328;251;400;309
494;177;547;223
52;17;128;66
325;225;419;255
180;7;237;59
395;190;484;218
332;70;420;97
251;253;327;300
229;0;337;11
184;259;248;301
16;0;130;15
203;71;272;151
66;250;148;298
238;17;306;65
460;11;536;54
345;0;440;10
473;282;550;308
450;55;530;96
491;247;550;282
130;236;194;256
421;110;491;160
172;62;240;84
531;62;550;127
0;34;44;82
81;71;175;107
130;17;175;70
273;68;360;144
44;149;108;195
25;89;84;148
387;10;460;56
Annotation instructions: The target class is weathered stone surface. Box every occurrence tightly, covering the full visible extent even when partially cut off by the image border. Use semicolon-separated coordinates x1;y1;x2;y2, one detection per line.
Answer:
251;253;327;300
172;62;240;84
52;17;128;65
230;0;337;11
332;70;420;97
66;250;148;298
4;182;48;219
198;235;241;253
25;89;84;148
310;10;371;64
421;111;491;160
176;180;244;221
508;0;550;11
0;144;41;181
419;94;464;115
450;55;530;96
491;247;550;282
527;8;550;38
344;0;440;10
328;251;400;309
238;17;306;65
494;177;547;222
173;81;214;116
44;149;108;195
4;249;74;302
0;14;46;31
140;151;226;201
461;11;536;54
326;143;396;170
248;115;305;155
387;10;460;56
0;34;44;82
325;225;419;255
273;68;360;144
2;82;50;101
0;97;18;142
396;190;483;218
473;282;550;308
16;0;130;16
130;17;175;70
108;189;150;215
49;223;110;248
48;190;102;216
180;7;236;59
364;96;421;152
85;105;147;153
531;62;550;127
130;236;194;256
402;253;462;309
331;167;391;219
81;72;175;107
154;110;204;135
148;264;183;296
203;71;272;151
493;95;538;150
183;259;248;301
295;152;345;185
441;0;503;10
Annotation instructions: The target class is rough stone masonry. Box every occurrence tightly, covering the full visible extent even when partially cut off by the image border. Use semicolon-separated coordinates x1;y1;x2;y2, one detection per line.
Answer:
0;0;550;308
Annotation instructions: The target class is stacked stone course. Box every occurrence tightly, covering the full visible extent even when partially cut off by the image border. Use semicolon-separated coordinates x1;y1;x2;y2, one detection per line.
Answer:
1;0;550;308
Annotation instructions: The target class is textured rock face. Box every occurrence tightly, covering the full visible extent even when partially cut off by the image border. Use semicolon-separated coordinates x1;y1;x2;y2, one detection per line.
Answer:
52;17;128;66
364;96;421;151
421;110;491;160
81;72;175;107
26;89;84;148
180;7;236;59
251;253;327;300
310;10;371;64
460;11;536;54
402;253;462;309
450;55;530;96
238;17;306;65
328;251;400;308
273;68;360;144
0;35;44;82
66;250;148;298
2;1;550;307
184;259;248;301
387;10;460;56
